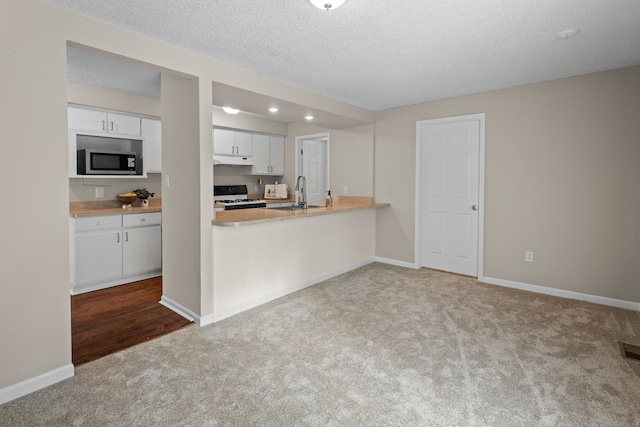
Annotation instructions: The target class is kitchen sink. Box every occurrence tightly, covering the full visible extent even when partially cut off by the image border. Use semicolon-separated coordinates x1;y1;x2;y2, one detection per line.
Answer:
268;205;325;211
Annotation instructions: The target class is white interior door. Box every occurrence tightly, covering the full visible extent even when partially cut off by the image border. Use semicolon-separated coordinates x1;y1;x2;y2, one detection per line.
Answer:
419;116;481;276
300;138;328;204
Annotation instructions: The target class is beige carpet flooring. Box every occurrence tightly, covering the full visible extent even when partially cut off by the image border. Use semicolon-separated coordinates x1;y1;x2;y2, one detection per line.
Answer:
2;263;639;426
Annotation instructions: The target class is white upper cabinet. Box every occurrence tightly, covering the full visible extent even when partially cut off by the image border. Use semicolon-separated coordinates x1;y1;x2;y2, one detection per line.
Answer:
213;128;235;156
68;106;141;136
268;135;285;175
213;128;253;157
234;131;253;157
250;134;284;176
141;117;161;173
250;134;270;174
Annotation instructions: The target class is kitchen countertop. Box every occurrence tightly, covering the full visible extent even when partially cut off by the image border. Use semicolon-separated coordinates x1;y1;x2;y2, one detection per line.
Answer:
212;198;390;227
70;200;162;217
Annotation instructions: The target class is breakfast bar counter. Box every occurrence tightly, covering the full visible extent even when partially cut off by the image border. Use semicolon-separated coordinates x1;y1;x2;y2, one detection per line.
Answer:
211;198;388;322
212;199;390;227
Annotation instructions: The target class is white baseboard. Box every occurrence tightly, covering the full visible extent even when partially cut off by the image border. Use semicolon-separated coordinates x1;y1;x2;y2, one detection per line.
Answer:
159;296;214;327
374;256;419;269
159;296;204;325
212;258;376;323
481;275;640;312
0;364;74;405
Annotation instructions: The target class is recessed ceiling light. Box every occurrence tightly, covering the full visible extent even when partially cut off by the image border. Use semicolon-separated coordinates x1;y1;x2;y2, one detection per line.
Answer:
305;115;314;120
222;106;240;115
269;107;279;113
556;29;580;39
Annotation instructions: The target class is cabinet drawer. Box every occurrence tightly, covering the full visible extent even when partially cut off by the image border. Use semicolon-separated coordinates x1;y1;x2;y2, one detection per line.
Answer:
123;212;162;228
74;215;122;232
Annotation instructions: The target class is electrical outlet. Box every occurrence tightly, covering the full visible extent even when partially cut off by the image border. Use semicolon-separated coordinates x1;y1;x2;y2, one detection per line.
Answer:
525;251;534;263
343;185;348;194
95;187;104;198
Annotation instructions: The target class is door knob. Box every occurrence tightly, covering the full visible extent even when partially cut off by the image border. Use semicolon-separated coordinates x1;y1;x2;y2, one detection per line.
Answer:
471;205;478;210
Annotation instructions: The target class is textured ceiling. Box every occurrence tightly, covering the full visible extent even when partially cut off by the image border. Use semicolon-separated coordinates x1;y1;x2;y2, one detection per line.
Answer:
51;0;640;112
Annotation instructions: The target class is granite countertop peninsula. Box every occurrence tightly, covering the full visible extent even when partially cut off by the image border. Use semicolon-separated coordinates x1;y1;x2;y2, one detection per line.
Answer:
213;196;390;227
70;199;162;217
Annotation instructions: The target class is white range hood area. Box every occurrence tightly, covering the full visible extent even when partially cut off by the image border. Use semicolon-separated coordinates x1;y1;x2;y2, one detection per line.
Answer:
213;155;254;166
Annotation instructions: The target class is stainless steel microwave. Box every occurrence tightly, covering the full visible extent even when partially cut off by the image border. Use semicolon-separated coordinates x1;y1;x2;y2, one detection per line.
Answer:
77;149;137;175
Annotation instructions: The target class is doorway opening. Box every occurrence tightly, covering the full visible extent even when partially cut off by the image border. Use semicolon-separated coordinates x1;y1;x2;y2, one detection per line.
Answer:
295;133;331;204
415;114;485;277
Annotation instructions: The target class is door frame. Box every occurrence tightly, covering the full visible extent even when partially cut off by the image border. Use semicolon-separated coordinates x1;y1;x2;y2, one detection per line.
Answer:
295;132;331;197
414;113;485;277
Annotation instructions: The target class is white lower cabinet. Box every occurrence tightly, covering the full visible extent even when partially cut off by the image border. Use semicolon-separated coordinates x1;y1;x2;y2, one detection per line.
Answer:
70;212;162;294
75;229;123;285
122;223;162;276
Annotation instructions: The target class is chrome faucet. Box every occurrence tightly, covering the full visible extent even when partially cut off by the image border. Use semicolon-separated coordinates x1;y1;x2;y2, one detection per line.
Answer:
295;175;307;209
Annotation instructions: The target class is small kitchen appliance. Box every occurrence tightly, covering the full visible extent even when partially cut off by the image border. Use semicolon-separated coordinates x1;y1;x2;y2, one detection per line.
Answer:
77;148;137;175
214;185;267;211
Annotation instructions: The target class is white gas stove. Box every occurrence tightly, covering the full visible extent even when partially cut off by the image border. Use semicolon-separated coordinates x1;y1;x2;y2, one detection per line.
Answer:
214;185;267;211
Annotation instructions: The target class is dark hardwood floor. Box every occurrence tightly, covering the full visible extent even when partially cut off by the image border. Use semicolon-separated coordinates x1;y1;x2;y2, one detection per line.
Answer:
71;277;193;365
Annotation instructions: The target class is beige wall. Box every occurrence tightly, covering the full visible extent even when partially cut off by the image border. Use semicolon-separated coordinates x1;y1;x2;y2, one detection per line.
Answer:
331;124;375;200
375;66;640;303
160;72;208;316
1;0;72;391
68;82;161;117
69;175;162;202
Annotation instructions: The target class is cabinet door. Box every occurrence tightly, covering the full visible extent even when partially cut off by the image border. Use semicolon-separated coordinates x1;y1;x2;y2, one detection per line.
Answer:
108;112;141;136
251;134;270;174
269;136;285;175
141;118;162;173
213;128;235;156
234;131;253;157
75;230;123;285
122;225;162;276
68;107;108;132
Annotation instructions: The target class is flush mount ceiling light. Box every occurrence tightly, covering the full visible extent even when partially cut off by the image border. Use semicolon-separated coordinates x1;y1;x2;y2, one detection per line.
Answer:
222;106;240;115
305;114;314;120
309;0;346;11
269;107;279;113
556;29;580;39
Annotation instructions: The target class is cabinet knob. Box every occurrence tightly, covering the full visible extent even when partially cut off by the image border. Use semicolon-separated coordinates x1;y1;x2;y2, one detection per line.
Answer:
97;221;102;225
141;218;146;222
